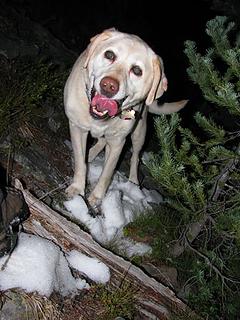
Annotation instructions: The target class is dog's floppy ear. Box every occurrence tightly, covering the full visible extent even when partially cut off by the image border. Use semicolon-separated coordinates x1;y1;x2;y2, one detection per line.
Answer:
84;28;116;68
145;56;168;106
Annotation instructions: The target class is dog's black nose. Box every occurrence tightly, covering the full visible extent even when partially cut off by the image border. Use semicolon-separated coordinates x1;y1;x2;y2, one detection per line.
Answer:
100;76;119;97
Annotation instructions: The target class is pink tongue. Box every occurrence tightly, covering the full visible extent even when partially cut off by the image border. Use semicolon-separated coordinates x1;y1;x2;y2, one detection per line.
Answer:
91;94;118;117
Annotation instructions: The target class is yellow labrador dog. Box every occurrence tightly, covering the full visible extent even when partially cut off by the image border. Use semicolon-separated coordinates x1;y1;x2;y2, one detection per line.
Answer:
64;28;187;206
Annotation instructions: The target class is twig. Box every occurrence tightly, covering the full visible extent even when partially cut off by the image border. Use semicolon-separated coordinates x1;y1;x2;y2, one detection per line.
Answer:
185;235;240;287
14;178;69;209
171;149;240;257
6;144;13;186
210;156;239;202
36;181;69;202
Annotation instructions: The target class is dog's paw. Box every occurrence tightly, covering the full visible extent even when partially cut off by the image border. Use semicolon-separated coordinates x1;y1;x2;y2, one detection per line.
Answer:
65;183;84;198
87;193;102;208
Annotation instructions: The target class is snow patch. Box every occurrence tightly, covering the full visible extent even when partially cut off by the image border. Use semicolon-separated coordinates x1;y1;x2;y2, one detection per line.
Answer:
64;155;163;256
67;250;110;284
0;233;88;297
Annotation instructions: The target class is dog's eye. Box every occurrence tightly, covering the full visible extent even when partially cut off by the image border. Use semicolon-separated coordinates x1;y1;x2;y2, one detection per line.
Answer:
104;50;116;61
131;65;142;77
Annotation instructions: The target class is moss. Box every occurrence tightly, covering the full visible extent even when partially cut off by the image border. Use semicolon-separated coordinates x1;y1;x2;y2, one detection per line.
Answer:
96;283;137;320
124;204;180;262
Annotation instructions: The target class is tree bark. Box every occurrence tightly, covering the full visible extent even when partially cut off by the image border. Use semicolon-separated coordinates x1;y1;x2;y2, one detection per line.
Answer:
15;180;190;320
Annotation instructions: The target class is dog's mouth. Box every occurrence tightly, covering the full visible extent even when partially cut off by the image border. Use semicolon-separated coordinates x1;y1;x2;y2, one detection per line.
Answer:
90;89;125;120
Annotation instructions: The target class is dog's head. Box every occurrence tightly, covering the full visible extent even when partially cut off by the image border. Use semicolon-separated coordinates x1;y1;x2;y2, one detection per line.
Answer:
83;28;168;120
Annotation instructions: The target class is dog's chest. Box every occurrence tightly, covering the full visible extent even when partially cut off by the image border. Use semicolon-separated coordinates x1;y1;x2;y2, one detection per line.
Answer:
90;122;109;138
90;118;134;139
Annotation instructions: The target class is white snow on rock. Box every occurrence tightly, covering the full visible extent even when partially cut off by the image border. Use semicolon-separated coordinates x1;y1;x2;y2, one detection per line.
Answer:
67;250;110;284
0;153;161;298
117;238;152;258
64;155;163;256
0;233;91;297
64;194;89;223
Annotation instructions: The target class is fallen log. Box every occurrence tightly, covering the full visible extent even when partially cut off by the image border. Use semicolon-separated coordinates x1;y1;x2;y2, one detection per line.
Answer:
16;180;190;319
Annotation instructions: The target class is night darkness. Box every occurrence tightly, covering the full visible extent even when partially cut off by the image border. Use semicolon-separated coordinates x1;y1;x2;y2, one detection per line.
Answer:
17;0;216;101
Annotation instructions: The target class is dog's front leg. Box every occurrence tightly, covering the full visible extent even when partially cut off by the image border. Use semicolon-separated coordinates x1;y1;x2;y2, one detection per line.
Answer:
66;121;88;198
88;138;125;206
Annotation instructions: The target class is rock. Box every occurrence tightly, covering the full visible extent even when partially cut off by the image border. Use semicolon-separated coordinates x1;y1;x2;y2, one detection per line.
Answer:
141;262;179;290
0;3;77;65
48;117;61;133
14;145;65;186
0;290;31;320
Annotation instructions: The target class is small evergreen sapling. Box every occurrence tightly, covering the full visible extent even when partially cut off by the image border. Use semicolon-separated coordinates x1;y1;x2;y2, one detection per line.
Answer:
146;16;240;319
148;15;240;248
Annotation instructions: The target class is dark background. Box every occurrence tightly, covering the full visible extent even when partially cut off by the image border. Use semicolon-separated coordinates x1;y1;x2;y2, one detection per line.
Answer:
5;0;236;149
9;0;240;107
3;0;240;139
3;0;240;107
10;0;218;101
